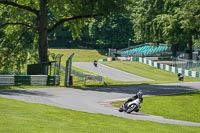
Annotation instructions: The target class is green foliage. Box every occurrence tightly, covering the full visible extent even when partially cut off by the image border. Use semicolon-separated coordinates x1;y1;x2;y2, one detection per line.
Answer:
49;14;134;49
1;0;199;71
0;0;38;73
48;0;129;39
0;25;37;74
0;0;128;72
194;39;200;49
131;0;200;48
87;14;133;49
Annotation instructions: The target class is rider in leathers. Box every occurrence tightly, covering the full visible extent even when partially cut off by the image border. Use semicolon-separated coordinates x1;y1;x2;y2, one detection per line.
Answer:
124;91;143;112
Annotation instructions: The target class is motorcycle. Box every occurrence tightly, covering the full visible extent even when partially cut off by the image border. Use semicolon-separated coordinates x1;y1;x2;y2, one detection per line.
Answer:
119;98;142;113
93;60;98;67
177;73;184;81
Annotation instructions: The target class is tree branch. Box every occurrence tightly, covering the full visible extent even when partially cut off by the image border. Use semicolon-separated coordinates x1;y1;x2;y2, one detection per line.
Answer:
48;14;103;33
0;0;39;15
0;22;36;30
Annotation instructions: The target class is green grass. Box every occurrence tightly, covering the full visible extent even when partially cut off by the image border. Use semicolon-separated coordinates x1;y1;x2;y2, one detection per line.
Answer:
102;61;200;83
49;48;107;66
112;91;200;122
0;98;200;133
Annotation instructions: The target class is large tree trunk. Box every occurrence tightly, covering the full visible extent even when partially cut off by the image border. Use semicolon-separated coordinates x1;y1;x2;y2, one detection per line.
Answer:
187;35;193;60
38;0;48;63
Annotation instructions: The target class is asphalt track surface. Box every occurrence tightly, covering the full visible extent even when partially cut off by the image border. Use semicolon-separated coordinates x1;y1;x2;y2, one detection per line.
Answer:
1;62;200;126
72;62;152;82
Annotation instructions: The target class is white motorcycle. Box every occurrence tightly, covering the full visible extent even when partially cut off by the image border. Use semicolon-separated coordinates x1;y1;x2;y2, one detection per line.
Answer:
119;98;142;113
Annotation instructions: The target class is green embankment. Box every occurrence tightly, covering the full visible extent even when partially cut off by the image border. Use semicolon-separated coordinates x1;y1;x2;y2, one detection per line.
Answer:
0;97;200;133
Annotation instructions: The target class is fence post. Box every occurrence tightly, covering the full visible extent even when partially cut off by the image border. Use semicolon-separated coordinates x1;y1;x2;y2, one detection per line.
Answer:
65;53;74;86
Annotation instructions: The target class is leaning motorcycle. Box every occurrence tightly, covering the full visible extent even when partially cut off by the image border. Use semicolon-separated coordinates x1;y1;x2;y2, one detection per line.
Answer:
119;98;142;113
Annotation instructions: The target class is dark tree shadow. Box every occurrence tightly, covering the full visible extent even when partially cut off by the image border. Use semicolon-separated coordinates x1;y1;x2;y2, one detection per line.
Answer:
0;89;53;97
76;84;200;95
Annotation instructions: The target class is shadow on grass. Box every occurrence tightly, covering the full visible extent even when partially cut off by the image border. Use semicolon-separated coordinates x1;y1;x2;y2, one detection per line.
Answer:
97;49;107;56
0;86;14;90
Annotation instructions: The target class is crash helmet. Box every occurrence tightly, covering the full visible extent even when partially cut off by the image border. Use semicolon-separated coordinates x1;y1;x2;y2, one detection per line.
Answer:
136;91;143;98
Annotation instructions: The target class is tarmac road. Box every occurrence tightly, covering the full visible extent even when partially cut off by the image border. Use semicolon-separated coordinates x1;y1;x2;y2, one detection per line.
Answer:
72;62;152;82
1;82;200;126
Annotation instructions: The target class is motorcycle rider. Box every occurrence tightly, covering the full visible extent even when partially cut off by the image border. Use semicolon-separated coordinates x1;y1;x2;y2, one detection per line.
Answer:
124;91;143;112
93;60;98;67
177;73;184;81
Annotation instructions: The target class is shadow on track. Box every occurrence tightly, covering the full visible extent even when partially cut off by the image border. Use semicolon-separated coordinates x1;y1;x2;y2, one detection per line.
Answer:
76;84;199;95
0;89;53;97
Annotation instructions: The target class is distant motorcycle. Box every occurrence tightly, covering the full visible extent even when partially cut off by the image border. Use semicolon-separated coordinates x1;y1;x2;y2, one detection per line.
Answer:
177;73;184;81
93;60;98;67
119;98;142;113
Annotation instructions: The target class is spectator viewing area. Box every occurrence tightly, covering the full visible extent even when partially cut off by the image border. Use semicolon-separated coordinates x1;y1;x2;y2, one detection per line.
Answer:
117;43;170;57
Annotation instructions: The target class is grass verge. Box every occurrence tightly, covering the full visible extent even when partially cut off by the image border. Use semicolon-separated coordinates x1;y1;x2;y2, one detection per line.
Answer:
112;91;200;122
0;98;200;133
102;61;200;83
49;48;107;64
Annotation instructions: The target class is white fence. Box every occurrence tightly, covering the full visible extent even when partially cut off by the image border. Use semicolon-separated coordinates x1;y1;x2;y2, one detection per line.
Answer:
135;57;200;78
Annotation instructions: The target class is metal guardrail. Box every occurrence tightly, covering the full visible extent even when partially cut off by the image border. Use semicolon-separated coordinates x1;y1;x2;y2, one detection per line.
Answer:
0;75;15;86
60;65;104;85
0;75;60;86
71;70;104;84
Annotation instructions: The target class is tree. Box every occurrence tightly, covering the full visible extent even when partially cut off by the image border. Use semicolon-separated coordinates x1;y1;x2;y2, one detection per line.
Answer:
130;0;166;43
86;14;133;49
176;0;200;58
0;0;128;63
130;0;200;59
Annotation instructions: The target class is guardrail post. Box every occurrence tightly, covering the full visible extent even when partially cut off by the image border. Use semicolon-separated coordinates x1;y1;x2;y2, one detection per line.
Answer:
65;53;74;86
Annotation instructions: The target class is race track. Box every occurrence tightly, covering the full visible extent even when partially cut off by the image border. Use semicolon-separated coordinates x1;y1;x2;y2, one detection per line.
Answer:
1;82;200;126
1;62;200;126
72;62;152;82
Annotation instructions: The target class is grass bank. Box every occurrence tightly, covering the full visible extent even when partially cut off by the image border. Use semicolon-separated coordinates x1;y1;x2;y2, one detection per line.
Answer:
112;91;200;122
102;61;200;83
0;98;200;133
49;48;107;64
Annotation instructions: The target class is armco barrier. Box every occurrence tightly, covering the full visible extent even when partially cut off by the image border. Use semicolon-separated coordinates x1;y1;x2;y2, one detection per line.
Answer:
0;75;15;86
0;75;60;86
71;70;104;84
135;57;200;78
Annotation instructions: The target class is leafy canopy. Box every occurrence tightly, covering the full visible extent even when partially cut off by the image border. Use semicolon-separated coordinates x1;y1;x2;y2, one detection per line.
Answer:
0;0;128;73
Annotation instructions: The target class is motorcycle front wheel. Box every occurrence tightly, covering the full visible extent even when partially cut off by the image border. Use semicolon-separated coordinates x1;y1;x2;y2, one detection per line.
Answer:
119;107;123;112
